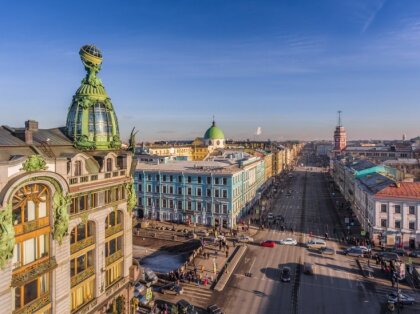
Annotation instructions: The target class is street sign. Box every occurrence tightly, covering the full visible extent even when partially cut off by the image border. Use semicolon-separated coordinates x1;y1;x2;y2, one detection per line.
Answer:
145;287;152;302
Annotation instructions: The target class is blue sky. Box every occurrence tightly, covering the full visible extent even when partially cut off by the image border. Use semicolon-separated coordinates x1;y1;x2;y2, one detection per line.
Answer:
1;0;420;141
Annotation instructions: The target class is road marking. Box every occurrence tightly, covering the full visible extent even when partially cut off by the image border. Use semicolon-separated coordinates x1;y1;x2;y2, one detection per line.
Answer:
248;257;256;273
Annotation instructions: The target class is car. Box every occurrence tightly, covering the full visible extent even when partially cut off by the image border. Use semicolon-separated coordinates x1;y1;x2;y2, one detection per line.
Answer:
409;250;420;258
303;263;315;275
134;282;146;294
237;235;254;243
140;268;158;284
318;247;335;255
345;247;364;257
375;252;400;262
355;246;371;253
306;239;326;249
207;304;224;314
280;267;291;282
391;248;409;256
261;240;276;248
159;283;184;295
387;291;415;305
280;238;297;245
177;299;197;314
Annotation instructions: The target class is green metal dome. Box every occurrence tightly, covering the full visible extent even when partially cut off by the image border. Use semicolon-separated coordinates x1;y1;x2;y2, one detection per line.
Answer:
66;45;121;150
204;120;225;140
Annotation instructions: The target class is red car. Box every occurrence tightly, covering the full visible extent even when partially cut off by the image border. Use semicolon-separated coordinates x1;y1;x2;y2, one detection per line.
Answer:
261;240;275;248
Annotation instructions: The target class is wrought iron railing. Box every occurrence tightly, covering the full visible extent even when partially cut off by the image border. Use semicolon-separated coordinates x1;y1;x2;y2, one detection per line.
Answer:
12;257;57;287
105;250;123;266
71;266;95;287
105;224;123;238
13;293;50;314
70;236;95;255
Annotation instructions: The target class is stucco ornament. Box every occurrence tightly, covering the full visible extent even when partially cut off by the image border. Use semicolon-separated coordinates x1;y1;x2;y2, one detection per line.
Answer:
21;155;48;172
125;179;137;212
0;204;16;269
53;191;71;244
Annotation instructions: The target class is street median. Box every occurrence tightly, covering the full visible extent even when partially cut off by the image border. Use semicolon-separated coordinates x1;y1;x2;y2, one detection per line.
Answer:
212;245;248;292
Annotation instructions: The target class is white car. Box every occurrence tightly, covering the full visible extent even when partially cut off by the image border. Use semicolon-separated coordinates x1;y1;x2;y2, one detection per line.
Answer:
237;235;254;243
387;291;415;305
280;238;297;245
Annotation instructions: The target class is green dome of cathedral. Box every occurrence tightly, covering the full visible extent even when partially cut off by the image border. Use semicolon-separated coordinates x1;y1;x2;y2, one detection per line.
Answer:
204;120;225;140
66;45;121;150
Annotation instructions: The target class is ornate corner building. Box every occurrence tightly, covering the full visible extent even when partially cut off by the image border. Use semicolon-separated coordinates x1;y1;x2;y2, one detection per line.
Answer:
0;45;136;314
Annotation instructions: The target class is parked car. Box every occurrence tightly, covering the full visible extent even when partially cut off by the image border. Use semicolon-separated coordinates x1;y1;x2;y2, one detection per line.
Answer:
281;267;291;282
345;247;364;257
375;252;400;262
177;299;197;314
280;238;297;246
318;247;335;255
237;235;254;243
387;291;415;305
134;282;146;294
390;248;410;256
140;268;158;284
306;239;326;249
261;240;276;248
159;283;183;295
303;263;315;275
207;304;224;314
355;246;371;253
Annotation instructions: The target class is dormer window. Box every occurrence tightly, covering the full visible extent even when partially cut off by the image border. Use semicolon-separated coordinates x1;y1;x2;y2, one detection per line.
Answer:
106;158;113;172
74;161;82;176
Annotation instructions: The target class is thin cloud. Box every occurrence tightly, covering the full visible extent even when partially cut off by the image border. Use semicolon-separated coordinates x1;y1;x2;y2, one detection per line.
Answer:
362;0;387;33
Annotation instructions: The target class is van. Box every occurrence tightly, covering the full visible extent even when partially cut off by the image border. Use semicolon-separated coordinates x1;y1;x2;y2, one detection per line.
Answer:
306;239;326;249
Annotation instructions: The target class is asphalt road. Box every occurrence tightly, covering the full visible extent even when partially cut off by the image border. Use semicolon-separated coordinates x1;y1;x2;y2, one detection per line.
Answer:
214;155;409;314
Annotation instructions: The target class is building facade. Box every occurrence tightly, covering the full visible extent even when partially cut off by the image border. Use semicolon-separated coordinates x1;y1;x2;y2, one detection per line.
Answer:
134;153;265;228
0;45;136;314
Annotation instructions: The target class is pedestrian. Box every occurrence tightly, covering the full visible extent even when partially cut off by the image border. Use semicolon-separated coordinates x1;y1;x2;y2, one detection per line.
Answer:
226;250;229;258
391;276;395;288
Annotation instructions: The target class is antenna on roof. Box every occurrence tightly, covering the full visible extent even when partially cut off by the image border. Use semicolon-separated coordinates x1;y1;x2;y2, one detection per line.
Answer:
337;110;342;127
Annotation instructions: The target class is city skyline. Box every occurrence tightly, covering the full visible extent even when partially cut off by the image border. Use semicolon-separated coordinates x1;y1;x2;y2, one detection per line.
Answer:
1;0;420;141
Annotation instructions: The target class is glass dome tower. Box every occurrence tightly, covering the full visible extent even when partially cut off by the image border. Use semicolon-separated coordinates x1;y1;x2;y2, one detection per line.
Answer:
66;45;121;150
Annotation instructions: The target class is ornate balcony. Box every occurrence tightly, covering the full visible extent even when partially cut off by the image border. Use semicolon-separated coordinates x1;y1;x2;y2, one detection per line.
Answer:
71;266;95;287
70;236;95;255
105;250;123;266
12;257;57;287
105;223;123;238
13;293;50;314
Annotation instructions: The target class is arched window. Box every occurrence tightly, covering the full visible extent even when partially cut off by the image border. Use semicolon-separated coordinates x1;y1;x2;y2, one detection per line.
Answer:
12;183;49;226
105;210;122;229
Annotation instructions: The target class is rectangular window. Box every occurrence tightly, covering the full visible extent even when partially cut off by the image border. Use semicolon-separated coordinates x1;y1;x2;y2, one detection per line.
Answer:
395;220;401;229
381;204;387;213
71;277;94;310
147;198;152;206
178;187;182;195
187;176;192;183
214;177;220;185
138;184;142;192
188;201;192;210
381;219;387;227
223;178;227;185
198;177;202;184
409;206;415;215
207;177;211;184
206;203;212;213
197;202;202;211
147;184;152;193
163;175;167;181
90;193;98;209
138;174;142;180
162;199;167;208
222;190;227;198
162;186;167;193
147;175;152;181
215;190;220;198
197;188;202;196
222;204;228;214
178;176;182;183
170;175;173;182
177;201;183;210
155;185;160;193
23;238;36;265
169;186;174;194
156;175;160;181
187;187;192;195
207;189;211;197
169;200;174;208
74;161;82;176
106;261;123;288
395;205;401;214
409;221;415;230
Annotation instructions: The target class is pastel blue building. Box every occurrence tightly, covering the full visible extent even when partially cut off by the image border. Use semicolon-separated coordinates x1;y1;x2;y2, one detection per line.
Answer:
134;152;265;228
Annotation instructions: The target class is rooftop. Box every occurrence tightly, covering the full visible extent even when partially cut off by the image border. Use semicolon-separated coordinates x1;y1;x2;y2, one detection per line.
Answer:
357;172;395;195
374;182;420;200
136;159;240;174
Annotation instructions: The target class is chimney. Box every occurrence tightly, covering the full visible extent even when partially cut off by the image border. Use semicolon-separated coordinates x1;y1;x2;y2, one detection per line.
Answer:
25;120;38;131
24;130;33;144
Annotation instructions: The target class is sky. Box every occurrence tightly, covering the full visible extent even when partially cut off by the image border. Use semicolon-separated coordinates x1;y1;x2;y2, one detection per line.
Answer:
0;0;420;142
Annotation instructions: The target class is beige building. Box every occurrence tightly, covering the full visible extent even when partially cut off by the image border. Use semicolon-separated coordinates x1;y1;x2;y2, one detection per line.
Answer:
0;45;136;314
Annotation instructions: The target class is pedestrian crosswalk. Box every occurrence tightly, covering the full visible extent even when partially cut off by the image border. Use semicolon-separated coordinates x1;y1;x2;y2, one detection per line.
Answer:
182;282;213;308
